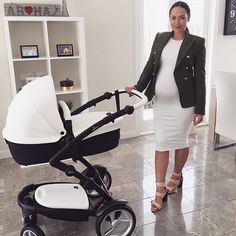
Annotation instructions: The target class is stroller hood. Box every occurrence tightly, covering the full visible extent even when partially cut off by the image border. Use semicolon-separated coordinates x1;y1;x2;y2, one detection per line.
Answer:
2;75;66;144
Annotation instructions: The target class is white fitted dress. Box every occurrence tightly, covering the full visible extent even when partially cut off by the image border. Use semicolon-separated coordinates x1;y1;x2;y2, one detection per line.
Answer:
154;38;194;151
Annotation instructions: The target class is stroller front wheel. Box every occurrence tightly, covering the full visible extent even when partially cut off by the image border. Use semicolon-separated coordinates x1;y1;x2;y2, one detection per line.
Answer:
20;225;45;236
96;205;136;236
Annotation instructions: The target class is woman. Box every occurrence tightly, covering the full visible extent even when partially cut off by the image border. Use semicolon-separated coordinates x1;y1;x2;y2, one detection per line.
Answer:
125;1;206;212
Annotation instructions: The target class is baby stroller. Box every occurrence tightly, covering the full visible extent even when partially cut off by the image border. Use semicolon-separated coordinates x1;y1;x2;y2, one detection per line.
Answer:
2;75;147;236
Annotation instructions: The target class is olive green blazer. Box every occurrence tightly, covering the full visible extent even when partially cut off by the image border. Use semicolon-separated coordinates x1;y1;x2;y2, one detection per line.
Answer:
135;30;206;115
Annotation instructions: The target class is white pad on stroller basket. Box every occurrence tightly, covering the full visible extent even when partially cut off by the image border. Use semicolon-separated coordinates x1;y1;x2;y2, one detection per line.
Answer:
35;183;89;209
71;112;123;138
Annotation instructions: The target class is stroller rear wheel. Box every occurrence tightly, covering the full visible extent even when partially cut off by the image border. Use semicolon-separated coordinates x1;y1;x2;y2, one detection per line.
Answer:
81;165;112;197
96;205;136;236
20;225;45;236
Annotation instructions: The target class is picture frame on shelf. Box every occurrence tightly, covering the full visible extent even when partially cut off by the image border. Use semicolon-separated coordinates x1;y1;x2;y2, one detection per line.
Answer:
56;44;74;57
224;0;236;35
20;45;39;58
25;77;39;84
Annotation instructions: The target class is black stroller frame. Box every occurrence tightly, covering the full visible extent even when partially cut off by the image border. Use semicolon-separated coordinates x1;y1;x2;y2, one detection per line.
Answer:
11;89;146;236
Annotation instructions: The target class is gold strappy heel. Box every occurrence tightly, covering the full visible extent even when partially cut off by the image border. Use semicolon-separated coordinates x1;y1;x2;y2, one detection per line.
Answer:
151;182;168;212
166;172;183;194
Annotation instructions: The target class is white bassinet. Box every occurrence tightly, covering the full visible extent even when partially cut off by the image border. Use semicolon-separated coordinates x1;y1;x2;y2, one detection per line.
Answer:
3;75;123;165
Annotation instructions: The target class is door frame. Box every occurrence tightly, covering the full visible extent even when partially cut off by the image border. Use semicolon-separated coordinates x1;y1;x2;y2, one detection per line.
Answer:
134;0;145;135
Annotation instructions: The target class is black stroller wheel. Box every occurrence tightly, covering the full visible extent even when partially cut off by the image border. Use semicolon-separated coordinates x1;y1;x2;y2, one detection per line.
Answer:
96;205;136;236
20;225;45;236
82;166;112;197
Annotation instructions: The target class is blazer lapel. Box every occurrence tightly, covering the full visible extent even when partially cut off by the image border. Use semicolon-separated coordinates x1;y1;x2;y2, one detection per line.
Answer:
175;34;195;69
154;32;172;70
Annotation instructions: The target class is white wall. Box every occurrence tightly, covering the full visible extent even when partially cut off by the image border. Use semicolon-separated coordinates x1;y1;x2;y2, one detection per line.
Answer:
0;0;136;158
211;0;236;75
207;0;236;141
74;0;136;136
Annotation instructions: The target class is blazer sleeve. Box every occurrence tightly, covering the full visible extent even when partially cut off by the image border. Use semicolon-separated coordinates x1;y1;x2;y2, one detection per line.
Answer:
194;38;206;115
135;33;159;92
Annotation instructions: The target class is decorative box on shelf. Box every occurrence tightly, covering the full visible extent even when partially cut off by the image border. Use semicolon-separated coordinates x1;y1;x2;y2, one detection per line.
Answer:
60;78;74;91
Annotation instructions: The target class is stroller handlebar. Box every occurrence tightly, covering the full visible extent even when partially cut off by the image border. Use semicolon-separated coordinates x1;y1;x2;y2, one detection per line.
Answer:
117;89;147;111
71;89;147;116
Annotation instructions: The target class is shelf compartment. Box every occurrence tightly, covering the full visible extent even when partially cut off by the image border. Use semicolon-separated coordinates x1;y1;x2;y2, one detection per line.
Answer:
50;58;82;92
13;60;48;92
47;21;80;57
56;93;82;112
8;21;47;58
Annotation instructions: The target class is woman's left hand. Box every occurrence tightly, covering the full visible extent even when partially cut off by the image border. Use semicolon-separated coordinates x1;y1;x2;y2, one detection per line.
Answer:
192;114;204;126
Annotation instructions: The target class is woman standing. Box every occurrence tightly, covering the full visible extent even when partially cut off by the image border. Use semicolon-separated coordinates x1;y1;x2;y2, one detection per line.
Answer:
125;1;206;212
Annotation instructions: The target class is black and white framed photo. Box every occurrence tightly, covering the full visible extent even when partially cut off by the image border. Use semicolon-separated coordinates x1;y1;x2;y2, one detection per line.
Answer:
20;45;39;58
224;0;236;35
56;44;74;57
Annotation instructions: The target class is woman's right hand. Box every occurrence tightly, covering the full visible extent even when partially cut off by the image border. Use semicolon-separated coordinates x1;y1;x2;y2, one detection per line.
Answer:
125;85;136;95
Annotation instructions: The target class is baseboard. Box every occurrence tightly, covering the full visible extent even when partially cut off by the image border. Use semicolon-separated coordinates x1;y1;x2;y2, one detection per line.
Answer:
141;130;154;136
0;150;11;159
121;130;140;139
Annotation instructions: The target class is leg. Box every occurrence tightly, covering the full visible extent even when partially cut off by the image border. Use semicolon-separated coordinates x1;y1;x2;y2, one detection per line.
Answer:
155;150;169;182
151;151;169;212
174;147;189;173
166;147;189;193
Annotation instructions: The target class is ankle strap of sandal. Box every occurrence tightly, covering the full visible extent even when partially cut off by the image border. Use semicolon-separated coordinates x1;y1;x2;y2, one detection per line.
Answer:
156;191;166;198
156;182;166;187
169;178;180;184
172;172;182;177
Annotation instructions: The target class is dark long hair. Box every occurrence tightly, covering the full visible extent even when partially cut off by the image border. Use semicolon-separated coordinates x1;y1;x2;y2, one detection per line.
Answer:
169;1;191;18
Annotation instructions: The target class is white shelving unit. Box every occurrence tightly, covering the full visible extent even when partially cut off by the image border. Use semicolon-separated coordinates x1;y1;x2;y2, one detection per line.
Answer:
4;16;88;110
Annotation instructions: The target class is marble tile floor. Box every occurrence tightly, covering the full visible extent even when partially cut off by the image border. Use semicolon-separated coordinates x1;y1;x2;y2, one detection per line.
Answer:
1;126;236;236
